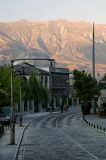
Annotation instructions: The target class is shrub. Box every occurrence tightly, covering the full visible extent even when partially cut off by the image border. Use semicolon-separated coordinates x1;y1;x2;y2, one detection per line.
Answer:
81;101;92;115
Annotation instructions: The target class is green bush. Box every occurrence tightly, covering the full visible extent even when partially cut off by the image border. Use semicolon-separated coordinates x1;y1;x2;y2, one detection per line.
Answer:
81;101;92;115
0;123;4;137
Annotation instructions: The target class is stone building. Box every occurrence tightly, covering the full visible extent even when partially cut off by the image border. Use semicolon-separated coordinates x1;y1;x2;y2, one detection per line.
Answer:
49;66;69;110
14;59;69;112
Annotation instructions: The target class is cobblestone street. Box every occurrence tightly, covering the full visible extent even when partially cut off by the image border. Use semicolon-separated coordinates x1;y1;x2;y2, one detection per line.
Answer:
17;107;106;160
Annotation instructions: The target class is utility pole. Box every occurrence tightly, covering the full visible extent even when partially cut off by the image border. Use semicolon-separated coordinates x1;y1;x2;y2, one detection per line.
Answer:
10;60;15;145
92;22;95;79
19;81;22;126
92;22;96;114
19;67;25;127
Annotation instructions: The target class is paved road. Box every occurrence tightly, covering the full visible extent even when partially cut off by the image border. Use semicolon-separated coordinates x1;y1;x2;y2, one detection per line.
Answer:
16;106;106;160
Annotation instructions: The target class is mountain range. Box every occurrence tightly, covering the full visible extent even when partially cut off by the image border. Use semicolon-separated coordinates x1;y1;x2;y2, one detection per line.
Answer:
0;20;106;75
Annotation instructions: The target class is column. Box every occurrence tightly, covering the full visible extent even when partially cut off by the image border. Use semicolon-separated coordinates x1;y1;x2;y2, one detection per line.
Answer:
27;100;30;112
72;98;74;106
66;97;69;107
53;97;56;111
22;101;24;113
38;103;42;112
31;99;34;113
77;97;79;106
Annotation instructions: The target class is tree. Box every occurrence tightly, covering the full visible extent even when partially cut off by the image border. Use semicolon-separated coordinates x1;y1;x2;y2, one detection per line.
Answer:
23;73;48;105
73;69;100;115
0;66;21;107
0;66;48;110
101;73;106;81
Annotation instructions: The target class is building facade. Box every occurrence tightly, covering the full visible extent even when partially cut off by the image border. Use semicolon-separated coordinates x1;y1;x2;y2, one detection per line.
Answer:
49;67;69;110
14;59;69;112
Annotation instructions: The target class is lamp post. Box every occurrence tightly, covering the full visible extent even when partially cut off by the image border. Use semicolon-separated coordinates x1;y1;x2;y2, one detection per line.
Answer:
92;23;96;114
92;22;95;80
10;60;15;145
19;80;22;126
19;66;25;127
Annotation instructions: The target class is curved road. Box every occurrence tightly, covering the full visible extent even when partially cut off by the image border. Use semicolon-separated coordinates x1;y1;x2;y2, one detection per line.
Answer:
16;106;106;160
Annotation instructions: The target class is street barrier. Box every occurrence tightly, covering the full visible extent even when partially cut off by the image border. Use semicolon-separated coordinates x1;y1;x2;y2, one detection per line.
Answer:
82;116;106;133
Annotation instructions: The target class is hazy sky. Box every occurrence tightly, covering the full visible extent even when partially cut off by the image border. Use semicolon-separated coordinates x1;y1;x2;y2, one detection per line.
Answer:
0;0;106;23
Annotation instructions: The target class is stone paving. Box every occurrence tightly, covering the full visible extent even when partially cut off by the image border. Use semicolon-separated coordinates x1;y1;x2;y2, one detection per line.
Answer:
0;112;49;160
1;106;106;160
17;106;106;160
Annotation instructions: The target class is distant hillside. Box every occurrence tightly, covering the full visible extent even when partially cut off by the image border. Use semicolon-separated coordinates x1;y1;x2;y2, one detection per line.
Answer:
0;20;106;75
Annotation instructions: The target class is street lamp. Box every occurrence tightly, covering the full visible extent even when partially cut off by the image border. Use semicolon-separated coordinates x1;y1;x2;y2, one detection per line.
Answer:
15;66;25;127
92;23;96;114
19;79;22;126
92;22;95;80
10;60;15;145
19;66;25;127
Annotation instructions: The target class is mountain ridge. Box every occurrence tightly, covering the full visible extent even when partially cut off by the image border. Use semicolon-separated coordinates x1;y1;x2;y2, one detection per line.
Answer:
0;20;106;75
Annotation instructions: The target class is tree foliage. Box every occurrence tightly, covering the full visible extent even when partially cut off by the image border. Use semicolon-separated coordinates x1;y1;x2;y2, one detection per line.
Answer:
73;69;101;114
102;73;106;81
0;66;21;107
0;66;48;108
22;74;48;103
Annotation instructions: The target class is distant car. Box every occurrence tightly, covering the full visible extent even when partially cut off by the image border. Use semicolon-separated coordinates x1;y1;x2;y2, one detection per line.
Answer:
46;106;56;112
0;106;12;123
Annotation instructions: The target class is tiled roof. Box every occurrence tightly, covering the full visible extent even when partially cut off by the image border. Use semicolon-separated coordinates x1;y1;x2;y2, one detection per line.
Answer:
14;62;40;75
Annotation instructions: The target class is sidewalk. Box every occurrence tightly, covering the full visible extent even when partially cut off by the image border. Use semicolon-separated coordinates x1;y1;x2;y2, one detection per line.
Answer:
84;115;106;131
0;112;49;160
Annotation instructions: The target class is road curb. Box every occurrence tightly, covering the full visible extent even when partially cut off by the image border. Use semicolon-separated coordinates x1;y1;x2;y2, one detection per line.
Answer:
13;116;38;160
82;116;106;134
13;113;50;160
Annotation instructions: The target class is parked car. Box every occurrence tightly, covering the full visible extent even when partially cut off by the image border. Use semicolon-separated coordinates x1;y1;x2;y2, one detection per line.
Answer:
0;106;12;123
